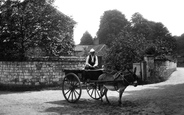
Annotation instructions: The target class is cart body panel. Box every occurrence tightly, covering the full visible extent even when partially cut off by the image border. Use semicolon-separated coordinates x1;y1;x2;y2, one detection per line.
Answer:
63;69;104;82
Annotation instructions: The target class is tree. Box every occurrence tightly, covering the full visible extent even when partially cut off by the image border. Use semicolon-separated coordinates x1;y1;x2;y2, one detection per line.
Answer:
104;30;146;72
131;12;177;57
97;10;130;47
131;12;154;40
176;33;184;56
80;31;94;45
93;36;99;45
151;22;177;57
103;12;177;72
0;0;75;60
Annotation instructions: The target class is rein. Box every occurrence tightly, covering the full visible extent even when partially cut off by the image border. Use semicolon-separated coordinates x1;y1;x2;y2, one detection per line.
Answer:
113;71;134;85
113;71;122;80
122;75;131;85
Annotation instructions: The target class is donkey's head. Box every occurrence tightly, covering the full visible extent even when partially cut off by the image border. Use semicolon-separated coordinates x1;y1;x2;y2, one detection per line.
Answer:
124;67;139;87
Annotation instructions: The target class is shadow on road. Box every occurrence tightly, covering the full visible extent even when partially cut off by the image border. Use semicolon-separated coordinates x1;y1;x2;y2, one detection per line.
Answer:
45;83;184;115
45;98;139;115
0;91;24;95
123;83;184;115
0;90;37;95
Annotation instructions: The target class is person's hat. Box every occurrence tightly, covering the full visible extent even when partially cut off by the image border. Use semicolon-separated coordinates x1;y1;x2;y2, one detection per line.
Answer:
90;48;95;52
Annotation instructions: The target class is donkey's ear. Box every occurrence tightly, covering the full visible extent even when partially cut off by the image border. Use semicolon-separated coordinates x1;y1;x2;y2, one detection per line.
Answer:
133;67;137;74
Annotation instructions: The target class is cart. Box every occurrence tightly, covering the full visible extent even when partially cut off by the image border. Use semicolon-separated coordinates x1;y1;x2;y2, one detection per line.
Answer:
62;68;105;103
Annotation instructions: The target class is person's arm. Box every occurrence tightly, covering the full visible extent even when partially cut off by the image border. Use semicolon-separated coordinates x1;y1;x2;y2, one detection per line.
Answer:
94;56;98;67
85;56;91;66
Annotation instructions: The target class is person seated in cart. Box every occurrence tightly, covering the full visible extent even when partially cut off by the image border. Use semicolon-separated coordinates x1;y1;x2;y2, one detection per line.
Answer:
85;48;98;70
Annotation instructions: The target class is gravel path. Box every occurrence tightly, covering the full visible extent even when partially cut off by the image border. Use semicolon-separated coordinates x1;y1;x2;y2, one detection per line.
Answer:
0;68;184;115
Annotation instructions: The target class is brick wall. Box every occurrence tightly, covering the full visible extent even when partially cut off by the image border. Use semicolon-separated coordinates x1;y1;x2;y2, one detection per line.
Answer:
0;57;85;90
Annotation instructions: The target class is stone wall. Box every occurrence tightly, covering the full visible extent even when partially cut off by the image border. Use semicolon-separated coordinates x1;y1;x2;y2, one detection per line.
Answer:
0;56;177;90
133;56;177;84
177;57;184;67
0;57;85;90
152;60;177;83
145;57;177;83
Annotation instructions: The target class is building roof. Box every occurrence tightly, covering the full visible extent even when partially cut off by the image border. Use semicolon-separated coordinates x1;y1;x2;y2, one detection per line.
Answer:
74;45;89;52
86;44;106;56
74;44;107;56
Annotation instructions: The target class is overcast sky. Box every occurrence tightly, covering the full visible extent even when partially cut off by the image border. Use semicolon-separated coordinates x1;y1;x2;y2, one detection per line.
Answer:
55;0;184;44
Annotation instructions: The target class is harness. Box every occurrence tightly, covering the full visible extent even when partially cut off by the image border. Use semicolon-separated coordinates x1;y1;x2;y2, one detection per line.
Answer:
113;71;130;83
113;71;132;90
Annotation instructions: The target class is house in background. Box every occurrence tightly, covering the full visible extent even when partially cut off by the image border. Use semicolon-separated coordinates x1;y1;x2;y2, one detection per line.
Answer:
93;37;99;45
74;44;107;67
74;44;106;57
74;45;89;56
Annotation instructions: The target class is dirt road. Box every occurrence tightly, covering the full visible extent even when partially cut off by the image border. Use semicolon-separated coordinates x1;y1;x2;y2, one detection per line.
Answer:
1;68;184;115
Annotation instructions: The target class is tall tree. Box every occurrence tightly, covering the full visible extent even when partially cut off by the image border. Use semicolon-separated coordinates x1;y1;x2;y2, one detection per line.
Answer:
0;0;75;60
131;12;177;57
151;22;177;56
104;12;177;72
80;31;94;45
131;12;154;40
176;33;184;56
97;10;130;47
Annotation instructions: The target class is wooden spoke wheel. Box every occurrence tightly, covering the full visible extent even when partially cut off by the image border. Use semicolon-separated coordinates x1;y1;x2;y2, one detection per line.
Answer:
62;73;82;103
86;83;105;100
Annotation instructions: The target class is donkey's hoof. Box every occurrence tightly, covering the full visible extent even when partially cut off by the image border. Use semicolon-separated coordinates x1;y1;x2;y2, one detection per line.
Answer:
107;101;111;105
118;101;122;106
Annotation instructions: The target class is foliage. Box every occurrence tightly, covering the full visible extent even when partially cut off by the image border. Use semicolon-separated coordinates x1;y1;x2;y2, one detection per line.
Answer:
104;30;147;71
176;33;184;56
0;0;75;61
93;36;99;45
25;47;45;58
131;12;177;57
152;23;177;56
131;13;154;40
97;9;130;47
103;12;177;71
80;31;94;45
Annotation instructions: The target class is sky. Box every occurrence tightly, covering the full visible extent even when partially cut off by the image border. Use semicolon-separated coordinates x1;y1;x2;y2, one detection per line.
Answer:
54;0;184;44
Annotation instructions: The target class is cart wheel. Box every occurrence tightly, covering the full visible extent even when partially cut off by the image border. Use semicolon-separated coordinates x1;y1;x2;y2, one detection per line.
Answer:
62;73;82;103
86;83;105;100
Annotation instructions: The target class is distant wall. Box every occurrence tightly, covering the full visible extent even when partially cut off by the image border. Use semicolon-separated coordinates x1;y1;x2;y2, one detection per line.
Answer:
153;60;177;83
0;57;85;90
133;56;177;84
177;57;184;67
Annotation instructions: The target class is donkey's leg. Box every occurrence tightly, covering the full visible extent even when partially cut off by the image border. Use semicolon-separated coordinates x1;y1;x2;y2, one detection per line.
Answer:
118;87;126;106
104;88;111;104
100;86;105;102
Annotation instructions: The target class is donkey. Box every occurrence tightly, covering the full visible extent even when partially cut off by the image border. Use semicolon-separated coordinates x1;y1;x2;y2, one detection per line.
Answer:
98;67;138;106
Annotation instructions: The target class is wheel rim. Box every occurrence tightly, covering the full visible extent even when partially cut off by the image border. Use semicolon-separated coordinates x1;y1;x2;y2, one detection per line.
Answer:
86;83;104;100
62;73;82;103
